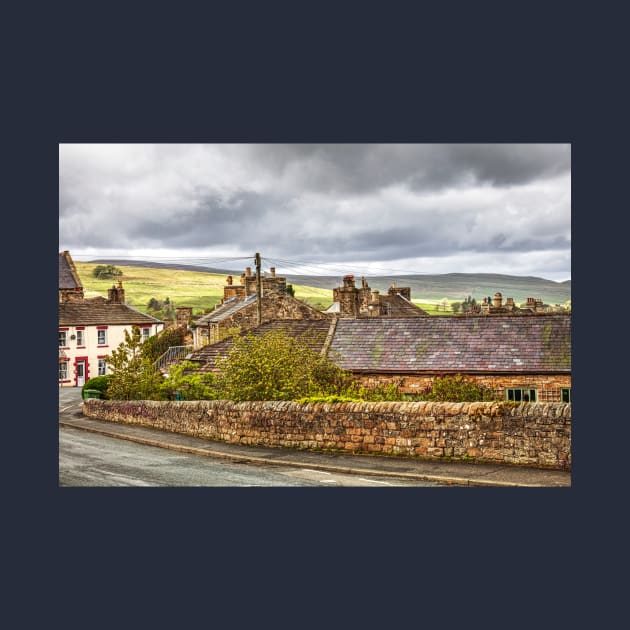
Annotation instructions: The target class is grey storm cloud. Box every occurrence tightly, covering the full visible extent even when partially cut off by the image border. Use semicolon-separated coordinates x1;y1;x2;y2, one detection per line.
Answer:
58;143;571;280
242;143;570;193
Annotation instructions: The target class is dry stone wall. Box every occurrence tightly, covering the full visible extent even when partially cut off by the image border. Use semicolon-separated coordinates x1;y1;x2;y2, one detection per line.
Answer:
83;399;571;470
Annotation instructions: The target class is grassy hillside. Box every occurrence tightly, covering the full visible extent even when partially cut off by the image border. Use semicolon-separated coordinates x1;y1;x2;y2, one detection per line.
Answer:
74;262;332;314
282;272;571;305
77;261;571;317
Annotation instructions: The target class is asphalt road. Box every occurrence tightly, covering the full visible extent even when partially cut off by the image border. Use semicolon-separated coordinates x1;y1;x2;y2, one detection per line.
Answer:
59;426;445;487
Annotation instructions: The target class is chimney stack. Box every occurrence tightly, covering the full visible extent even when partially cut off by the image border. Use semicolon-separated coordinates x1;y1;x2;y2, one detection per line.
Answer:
493;292;503;309
245;267;252;277
270;267;276;278
343;274;356;289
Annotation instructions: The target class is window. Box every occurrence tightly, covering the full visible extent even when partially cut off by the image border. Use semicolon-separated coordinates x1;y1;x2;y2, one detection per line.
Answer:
561;388;572;403
142;327;150;341
98;359;107;376
59;361;68;381
97;329;107;345
506;388;538;403
76;329;84;346
59;330;67;347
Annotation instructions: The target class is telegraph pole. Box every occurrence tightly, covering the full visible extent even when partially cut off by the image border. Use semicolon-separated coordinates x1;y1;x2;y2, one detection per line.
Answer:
255;252;262;325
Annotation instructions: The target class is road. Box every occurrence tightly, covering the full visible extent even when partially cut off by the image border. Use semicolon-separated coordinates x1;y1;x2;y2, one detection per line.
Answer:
59;426;446;487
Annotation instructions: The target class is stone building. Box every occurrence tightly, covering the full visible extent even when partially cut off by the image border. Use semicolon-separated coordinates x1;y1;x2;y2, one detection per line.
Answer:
327;274;429;318
187;313;572;403
478;292;545;315
59;250;84;302
191;266;328;347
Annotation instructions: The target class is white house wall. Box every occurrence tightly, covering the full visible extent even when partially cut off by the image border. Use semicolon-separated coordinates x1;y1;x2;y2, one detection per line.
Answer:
59;322;164;388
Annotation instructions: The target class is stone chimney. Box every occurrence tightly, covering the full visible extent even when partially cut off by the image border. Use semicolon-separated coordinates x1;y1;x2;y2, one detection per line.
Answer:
176;307;193;327
226;275;233;285
245;267;252;277
506;297;515;310
493;292;503;309
270;267;276;278
107;280;125;304
337;275;361;317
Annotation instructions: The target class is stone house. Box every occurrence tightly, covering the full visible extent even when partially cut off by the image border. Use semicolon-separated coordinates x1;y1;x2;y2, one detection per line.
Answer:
191;266;328;347
187;313;571;403
326;274;429;318
58;252;164;387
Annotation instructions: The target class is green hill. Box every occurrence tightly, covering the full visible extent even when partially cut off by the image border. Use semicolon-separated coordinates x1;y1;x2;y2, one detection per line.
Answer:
79;261;571;315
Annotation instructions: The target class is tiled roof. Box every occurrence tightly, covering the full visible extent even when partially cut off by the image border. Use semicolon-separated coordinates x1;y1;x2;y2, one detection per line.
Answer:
59;300;163;326
189;319;333;373
329;315;571;373
59;251;82;289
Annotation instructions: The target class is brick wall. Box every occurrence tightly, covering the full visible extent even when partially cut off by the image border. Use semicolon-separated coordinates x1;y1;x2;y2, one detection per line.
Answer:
355;374;571;402
83;399;571;470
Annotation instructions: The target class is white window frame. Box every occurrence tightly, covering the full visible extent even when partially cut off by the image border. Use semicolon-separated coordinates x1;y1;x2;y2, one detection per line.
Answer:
59;361;68;381
97;329;107;345
76;329;84;346
98;358;107;376
561;388;571;403
142;327;151;341
59;331;67;347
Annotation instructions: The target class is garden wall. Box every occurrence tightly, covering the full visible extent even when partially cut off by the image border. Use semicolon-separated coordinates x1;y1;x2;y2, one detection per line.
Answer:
82;399;571;470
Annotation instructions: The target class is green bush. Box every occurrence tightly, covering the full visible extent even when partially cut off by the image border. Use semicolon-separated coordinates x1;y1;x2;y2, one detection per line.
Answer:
415;374;494;402
82;375;113;399
215;329;354;401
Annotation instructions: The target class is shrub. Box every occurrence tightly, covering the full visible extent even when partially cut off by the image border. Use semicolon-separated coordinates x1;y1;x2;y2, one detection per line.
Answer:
215;329;353;401
82;375;113;398
415;374;494;402
160;361;218;400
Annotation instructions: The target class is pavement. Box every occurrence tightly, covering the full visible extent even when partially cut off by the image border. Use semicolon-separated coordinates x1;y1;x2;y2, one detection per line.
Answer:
58;387;571;487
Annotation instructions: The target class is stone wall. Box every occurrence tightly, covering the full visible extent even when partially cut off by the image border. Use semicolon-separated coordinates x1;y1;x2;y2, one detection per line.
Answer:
83;399;571;470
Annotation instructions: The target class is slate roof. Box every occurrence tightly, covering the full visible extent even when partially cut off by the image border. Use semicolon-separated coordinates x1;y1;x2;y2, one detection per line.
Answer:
195;294;258;325
59;300;163;326
328;315;571;374
59;251;82;289
384;293;430;316
189;319;333;373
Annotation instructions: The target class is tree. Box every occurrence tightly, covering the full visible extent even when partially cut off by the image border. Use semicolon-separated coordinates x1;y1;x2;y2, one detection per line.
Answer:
105;327;164;400
451;302;462;314
92;264;123;279
215;329;352;401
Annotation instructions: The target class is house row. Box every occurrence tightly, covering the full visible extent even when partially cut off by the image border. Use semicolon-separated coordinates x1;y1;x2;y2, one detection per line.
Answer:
186;314;572;402
190;267;430;346
59;253;571;401
59;251;164;387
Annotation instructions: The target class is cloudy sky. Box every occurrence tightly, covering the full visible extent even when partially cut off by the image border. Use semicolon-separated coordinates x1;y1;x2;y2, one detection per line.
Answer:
59;144;571;281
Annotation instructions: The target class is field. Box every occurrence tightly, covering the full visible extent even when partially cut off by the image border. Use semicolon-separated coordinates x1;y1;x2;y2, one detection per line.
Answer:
75;261;570;316
75;262;333;314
